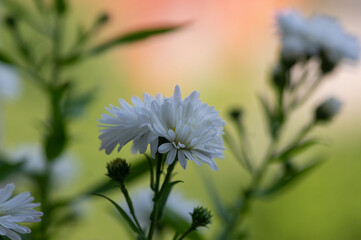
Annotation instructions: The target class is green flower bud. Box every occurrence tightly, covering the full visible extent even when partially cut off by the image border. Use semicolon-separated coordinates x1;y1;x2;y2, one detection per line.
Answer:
314;97;342;123
106;158;131;183
4;15;17;28
229;108;243;122
97;13;109;25
190;206;212;228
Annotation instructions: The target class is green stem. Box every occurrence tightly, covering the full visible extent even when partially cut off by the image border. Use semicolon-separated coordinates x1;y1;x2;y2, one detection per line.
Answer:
147;153;163;240
178;226;196;240
120;182;144;236
148;157;176;240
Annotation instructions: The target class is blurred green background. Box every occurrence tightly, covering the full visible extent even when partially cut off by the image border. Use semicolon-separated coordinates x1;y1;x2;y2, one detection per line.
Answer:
1;0;361;239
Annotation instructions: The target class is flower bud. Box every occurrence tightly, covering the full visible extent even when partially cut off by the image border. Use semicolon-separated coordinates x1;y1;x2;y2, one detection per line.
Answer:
96;13;110;25
229;108;243;122
106;158;131;183
4;15;17;29
314;97;342;123
190;206;212;228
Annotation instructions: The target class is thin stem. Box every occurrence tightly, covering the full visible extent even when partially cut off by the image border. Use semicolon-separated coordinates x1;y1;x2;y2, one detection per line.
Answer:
147;153;163;240
120;183;145;236
148;158;176;240
178;226;196;240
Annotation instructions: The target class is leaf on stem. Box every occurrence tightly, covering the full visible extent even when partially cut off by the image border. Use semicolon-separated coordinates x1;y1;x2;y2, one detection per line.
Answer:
1;0;49;37
0;50;16;65
0;153;25;180
157;180;183;219
60;25;183;66
94;193;139;234
256;159;323;197
200;171;229;223
270;139;320;163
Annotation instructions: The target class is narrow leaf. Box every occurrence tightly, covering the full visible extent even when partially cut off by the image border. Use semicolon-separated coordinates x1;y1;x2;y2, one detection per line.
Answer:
271;139;320;163
200;171;229;223
0;50;15;65
60;25;182;65
256;160;323;197
158;180;183;219
94;193;139;233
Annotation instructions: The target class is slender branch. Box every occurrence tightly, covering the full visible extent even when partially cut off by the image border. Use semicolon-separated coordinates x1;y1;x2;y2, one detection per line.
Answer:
119;182;145;236
178;226;196;240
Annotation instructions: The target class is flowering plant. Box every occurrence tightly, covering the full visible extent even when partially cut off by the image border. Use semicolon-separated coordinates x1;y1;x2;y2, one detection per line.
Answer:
0;1;359;239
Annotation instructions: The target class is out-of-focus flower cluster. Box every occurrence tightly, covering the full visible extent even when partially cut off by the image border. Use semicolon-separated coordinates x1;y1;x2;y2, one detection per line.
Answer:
277;9;360;67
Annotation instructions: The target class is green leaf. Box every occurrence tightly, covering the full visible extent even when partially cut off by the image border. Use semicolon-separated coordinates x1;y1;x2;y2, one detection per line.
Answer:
158;180;183;219
270;139;320;163
1;0;49;37
258;95;280;138
0;50;15;65
64;88;96;118
60;25;182;66
94;193;139;234
0;153;25;180
256;160;323;197
200;171;229;223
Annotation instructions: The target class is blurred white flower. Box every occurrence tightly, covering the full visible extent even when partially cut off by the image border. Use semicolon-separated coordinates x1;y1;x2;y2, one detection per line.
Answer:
0;64;20;100
0;183;43;240
308;16;360;63
9;144;78;187
277;9;360;64
121;188;196;228
150;86;225;170
98;86;225;170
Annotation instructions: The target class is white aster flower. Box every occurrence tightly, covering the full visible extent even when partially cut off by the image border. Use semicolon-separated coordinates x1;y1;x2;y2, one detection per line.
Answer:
149;86;225;170
98;93;164;158
98;86;225;171
0;183;43;240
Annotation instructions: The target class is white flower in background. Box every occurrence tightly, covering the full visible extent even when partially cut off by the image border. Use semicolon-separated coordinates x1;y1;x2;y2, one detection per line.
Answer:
0;183;43;240
9;144;78;187
0;64;20;100
150;86;225;170
308;16;360;63
98;86;225;171
98;93;164;157
277;10;317;60
121;188;196;228
277;9;360;63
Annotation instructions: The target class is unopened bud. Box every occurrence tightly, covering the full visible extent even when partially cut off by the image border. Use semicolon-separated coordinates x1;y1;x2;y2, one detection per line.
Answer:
106;158;131;183
4;16;17;28
314;97;342;123
190;206;212;228
229;108;243;122
96;13;109;25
